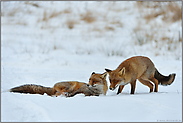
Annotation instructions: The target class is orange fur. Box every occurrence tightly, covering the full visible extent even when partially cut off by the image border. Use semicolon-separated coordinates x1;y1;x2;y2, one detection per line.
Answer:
105;56;176;94
10;81;101;97
88;72;108;95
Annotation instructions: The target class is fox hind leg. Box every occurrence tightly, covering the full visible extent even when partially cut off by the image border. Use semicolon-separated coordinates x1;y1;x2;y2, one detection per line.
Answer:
52;91;61;97
138;78;153;93
53;91;66;97
149;77;159;92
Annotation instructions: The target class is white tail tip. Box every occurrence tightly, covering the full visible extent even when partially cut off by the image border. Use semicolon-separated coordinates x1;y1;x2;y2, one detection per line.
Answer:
1;89;11;93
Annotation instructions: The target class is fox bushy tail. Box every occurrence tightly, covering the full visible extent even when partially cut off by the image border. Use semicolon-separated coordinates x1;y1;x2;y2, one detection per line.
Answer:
154;69;176;86
9;84;56;96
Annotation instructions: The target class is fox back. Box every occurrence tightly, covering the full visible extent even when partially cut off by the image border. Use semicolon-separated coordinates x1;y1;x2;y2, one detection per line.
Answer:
53;81;102;97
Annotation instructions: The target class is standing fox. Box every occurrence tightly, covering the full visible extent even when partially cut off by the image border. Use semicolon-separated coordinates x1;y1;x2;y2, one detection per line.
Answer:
9;81;102;97
105;56;176;94
88;72;108;95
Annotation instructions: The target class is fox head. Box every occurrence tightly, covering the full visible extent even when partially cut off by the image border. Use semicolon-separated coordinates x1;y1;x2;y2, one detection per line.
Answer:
105;67;126;91
88;72;107;87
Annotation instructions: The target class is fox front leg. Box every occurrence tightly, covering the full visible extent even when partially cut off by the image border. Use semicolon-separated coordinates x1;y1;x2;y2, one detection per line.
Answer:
117;85;125;95
65;91;79;97
130;80;137;94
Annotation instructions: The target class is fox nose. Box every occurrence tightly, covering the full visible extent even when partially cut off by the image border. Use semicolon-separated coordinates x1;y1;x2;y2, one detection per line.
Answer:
110;87;113;90
87;84;93;87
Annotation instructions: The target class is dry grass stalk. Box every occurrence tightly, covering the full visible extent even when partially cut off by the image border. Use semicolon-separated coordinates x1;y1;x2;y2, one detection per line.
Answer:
110;21;123;28
144;11;165;22
105;26;115;31
66;20;78;29
42;10;47;21
16;22;27;25
166;2;182;22
6;8;19;16
49;11;62;19
92;27;102;33
24;1;39;7
42;8;71;22
63;8;71;14
137;1;182;23
80;11;96;23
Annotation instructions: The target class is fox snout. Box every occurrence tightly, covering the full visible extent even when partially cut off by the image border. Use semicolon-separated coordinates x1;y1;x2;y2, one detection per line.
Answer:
109;85;116;90
109;84;118;91
109;87;115;90
87;84;93;87
89;83;97;87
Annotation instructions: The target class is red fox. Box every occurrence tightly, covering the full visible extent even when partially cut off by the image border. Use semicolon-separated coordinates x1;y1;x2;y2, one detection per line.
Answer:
105;56;176;94
88;72;108;95
9;81;101;97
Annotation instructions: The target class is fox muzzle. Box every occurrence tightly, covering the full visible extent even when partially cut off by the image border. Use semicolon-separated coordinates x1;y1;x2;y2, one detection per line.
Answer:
109;87;115;90
109;84;118;90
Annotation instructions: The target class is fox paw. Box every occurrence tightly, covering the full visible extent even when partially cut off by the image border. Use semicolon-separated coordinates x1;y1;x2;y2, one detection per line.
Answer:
65;93;71;97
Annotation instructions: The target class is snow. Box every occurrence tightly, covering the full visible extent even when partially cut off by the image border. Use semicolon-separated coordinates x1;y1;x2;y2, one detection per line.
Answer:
1;1;182;122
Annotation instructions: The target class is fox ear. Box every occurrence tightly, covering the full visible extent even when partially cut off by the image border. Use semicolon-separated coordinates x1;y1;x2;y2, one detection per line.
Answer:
101;72;107;79
105;68;112;73
92;72;95;75
119;67;125;76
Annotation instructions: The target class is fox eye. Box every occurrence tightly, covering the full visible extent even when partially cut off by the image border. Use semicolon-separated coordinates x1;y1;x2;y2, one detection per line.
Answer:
115;84;118;88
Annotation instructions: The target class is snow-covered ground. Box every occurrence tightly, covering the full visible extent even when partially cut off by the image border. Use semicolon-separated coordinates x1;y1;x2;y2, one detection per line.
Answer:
1;1;182;122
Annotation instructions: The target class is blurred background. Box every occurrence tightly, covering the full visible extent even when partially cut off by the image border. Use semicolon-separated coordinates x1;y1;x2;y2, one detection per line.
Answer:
1;1;182;60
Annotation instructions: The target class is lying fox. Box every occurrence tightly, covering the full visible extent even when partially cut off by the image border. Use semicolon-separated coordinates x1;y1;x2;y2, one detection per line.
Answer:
9;81;102;97
88;72;108;95
105;56;176;94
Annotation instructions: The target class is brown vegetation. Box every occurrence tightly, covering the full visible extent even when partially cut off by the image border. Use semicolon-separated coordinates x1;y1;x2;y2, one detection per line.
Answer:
80;10;96;23
66;19;78;29
136;1;182;23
